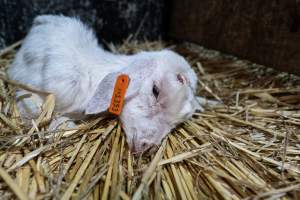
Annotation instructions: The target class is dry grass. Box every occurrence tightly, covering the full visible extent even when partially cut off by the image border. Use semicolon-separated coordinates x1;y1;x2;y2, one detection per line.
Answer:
0;39;300;200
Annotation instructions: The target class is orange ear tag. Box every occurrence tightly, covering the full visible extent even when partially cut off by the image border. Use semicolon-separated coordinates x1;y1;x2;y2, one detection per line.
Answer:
108;74;130;116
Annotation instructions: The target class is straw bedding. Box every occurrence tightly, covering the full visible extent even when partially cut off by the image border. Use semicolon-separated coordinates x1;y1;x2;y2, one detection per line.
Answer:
0;40;299;200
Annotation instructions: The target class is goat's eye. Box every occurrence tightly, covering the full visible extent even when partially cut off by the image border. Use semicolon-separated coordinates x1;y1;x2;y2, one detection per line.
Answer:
152;84;159;99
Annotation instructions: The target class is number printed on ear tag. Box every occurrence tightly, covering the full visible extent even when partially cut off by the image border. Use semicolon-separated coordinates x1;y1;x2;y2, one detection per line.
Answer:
108;74;130;116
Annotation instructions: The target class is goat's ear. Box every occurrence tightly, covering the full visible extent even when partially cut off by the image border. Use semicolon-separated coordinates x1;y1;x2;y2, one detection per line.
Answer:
85;72;118;115
85;58;155;115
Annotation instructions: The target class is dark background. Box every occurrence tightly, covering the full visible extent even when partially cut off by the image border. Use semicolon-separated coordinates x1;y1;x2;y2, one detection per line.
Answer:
0;0;299;75
0;0;167;49
168;0;300;75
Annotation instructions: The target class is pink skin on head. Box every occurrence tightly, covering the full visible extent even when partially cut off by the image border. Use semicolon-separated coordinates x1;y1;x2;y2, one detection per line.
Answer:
120;69;197;154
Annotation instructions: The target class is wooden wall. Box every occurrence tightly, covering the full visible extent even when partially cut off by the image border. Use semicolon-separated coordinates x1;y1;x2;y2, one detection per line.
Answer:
169;0;300;75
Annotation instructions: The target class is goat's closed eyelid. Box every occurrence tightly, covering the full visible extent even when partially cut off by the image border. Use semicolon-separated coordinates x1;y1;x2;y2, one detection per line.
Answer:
152;84;159;99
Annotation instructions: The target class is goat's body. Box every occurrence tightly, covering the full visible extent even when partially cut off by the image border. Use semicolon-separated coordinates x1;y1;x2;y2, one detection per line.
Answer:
8;15;131;116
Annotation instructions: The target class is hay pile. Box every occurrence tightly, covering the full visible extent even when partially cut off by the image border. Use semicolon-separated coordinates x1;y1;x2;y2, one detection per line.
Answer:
0;40;299;200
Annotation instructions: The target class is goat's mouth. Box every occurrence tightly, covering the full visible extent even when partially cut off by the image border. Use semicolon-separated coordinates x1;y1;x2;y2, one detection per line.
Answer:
126;134;160;155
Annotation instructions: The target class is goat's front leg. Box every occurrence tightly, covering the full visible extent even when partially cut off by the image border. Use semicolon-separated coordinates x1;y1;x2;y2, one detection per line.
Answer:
16;90;76;130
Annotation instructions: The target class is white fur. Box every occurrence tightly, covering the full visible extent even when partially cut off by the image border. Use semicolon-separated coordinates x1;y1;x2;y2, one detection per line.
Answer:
8;15;201;153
